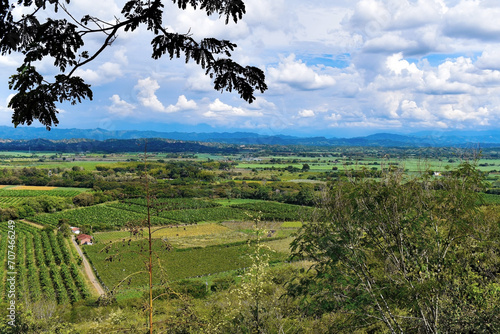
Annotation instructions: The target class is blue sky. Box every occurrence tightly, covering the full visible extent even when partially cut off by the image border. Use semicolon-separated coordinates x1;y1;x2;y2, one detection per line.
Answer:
2;0;500;138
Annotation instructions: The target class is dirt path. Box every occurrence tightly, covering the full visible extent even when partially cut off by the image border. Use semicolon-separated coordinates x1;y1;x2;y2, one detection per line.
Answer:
71;237;105;296
20;219;44;229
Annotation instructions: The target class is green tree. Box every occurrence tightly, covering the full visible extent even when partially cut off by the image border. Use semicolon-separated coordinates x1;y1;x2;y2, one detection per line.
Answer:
72;192;95;207
289;162;500;333
58;218;72;237
1;0;267;129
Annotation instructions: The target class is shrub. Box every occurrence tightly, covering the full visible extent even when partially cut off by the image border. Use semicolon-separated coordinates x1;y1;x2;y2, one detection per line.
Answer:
210;276;236;292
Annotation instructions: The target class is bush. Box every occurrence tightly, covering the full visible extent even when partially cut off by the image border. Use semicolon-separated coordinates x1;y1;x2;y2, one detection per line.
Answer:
151;280;209;300
72;192;95;207
210;276;235;292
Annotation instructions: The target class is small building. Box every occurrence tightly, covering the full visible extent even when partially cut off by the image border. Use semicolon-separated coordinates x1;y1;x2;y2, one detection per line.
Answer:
77;234;93;245
70;226;80;234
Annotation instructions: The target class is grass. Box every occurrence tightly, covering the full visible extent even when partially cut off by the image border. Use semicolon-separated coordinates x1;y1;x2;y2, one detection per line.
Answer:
214;198;266;206
281;221;302;228
265;237;294;254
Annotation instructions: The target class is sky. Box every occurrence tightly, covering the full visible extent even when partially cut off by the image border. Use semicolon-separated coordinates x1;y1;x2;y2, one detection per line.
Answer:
2;0;500;138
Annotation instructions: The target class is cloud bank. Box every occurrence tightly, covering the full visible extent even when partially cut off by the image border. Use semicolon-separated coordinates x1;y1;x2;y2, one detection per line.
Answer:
1;0;500;136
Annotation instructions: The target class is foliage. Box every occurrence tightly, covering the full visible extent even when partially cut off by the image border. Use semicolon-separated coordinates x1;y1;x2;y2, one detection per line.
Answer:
72;192;95;207
210;276;236;292
290;162;500;333
1;0;266;129
231;216;274;333
166;279;209;299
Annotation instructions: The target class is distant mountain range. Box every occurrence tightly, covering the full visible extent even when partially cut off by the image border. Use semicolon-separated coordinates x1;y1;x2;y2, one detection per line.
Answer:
0;126;499;148
0;137;236;154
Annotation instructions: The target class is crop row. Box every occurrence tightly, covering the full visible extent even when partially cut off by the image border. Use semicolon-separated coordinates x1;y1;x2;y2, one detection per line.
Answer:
0;224;14;300
125;197;221;210
0;222;91;304
60;263;82;303
25;234;42;301
0;189;85;197
39;265;56;301
30;205;173;230
108;202;247;224
30;201;314;233
15;233;27;301
41;231;56;266
159;206;249;223
70;262;91;299
0;197;25;207
115;199;316;224
50;263;70;304
0;221;39;235
84;239;287;289
106;202;179;224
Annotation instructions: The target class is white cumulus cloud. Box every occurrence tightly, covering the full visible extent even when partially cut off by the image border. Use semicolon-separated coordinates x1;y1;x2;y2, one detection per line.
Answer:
74;62;124;86
165;95;197;113
298;109;315;118
108;95;136;116
267;54;336;90
202;99;263;123
135;77;166;112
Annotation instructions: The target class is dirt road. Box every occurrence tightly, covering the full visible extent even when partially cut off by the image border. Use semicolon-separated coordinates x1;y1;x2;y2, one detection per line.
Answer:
71;237;105;296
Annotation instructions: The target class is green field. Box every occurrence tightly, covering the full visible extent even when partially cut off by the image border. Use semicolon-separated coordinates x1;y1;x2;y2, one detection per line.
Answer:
83;240;287;290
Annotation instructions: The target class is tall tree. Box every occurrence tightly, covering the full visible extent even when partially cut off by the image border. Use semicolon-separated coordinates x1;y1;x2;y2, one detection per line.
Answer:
289;163;500;333
0;0;267;129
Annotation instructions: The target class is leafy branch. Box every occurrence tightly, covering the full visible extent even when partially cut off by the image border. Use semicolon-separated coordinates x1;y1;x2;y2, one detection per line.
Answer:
0;0;267;129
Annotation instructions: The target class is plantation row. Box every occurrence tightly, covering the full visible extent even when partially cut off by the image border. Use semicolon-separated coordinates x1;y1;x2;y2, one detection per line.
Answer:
84;238;287;289
0;221;91;304
0;197;25;207
30;205;175;230
109;202;249;223
124;198;316;221
28;199;313;231
124;197;221;210
0;188;85;197
160;206;249;223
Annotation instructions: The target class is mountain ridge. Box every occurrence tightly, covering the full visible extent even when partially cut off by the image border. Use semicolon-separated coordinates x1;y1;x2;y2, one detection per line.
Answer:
0;126;499;147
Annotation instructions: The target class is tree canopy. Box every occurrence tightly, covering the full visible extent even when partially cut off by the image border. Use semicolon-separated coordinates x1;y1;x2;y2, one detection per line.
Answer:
0;0;267;129
289;163;500;333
